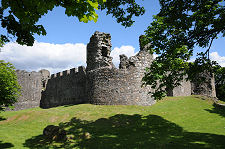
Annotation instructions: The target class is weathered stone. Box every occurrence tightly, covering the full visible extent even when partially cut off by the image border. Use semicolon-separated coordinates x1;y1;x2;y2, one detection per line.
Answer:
86;32;155;106
86;31;115;71
12;31;216;110
119;54;128;69
191;71;216;97
40;66;87;109
9;70;50;111
39;69;50;90
167;75;192;97
43;125;66;141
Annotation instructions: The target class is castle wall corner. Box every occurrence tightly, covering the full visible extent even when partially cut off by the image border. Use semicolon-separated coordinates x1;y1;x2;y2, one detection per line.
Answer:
10;69;50;111
191;71;216;97
12;31;217;110
40;66;87;108
86;32;155;106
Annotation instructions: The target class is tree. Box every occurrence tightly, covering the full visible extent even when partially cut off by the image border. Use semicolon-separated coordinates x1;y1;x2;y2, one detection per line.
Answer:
142;0;225;100
0;60;20;111
214;66;225;101
0;0;145;46
0;0;144;109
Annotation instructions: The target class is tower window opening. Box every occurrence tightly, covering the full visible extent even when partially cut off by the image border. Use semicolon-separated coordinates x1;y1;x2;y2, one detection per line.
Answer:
101;46;108;57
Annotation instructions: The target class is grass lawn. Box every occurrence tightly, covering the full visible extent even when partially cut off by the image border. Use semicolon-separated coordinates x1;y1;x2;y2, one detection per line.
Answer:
0;96;225;148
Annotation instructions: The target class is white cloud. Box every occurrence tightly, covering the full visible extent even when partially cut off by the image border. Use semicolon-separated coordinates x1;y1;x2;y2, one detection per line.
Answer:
0;41;86;74
111;45;137;67
210;52;225;67
0;43;146;73
2;42;223;75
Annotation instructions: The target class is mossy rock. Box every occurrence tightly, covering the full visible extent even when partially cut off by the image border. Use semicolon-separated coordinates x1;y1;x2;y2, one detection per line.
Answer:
43;125;66;141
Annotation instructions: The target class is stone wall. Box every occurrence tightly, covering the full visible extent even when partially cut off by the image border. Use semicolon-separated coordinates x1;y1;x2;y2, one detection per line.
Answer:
86;31;155;106
191;71;216;97
167;71;216;97
86;31;115;71
12;31;217;110
11;69;50;111
40;66;87;108
167;76;192;97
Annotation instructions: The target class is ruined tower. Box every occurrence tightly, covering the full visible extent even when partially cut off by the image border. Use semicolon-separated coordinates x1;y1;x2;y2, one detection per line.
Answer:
86;31;156;106
86;31;115;71
12;31;217;110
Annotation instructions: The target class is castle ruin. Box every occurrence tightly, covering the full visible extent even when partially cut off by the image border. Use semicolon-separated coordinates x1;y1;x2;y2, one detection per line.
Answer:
13;31;216;110
14;69;50;110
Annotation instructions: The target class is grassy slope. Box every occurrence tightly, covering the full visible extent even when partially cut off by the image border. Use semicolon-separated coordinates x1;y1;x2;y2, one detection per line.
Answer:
0;96;225;149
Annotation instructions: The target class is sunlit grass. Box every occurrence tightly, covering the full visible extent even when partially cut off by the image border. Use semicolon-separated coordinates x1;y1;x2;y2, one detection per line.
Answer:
0;96;225;148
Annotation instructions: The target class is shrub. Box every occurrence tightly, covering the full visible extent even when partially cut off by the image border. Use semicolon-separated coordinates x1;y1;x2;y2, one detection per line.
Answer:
0;60;20;111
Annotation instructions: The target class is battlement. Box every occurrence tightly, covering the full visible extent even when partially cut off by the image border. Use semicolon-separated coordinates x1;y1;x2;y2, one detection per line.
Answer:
13;31;216;110
49;66;86;79
40;66;87;108
69;68;78;74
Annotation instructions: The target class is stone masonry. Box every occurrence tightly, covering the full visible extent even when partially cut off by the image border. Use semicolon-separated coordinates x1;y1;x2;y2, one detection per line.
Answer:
40;66;87;108
12;31;216;110
191;71;216;97
12;69;50;110
86;31;155;105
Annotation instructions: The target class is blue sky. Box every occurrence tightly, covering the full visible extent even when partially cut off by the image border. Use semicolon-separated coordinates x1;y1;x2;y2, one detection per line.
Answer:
0;0;225;74
34;0;159;50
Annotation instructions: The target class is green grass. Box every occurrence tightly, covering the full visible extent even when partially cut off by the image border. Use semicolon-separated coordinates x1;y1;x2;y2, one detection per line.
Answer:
217;100;225;104
0;96;225;148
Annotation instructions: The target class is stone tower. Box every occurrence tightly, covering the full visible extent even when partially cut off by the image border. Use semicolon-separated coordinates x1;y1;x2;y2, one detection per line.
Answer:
86;31;156;106
86;31;115;71
12;69;50;110
10;31;217;110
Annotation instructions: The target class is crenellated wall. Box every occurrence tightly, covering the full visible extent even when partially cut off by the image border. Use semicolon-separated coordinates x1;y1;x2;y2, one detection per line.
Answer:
40;66;87;108
13;31;216;110
86;31;155;106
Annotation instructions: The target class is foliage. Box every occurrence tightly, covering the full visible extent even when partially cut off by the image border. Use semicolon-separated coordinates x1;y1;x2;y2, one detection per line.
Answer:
214;66;225;101
0;60;20;111
99;0;145;27
142;0;225;100
1;96;225;148
187;52;218;84
0;0;145;46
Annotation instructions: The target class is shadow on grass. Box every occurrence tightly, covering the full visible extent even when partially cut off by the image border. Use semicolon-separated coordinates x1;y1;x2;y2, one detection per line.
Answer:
205;103;225;117
63;104;76;107
24;114;225;149
0;116;6;121
0;141;14;148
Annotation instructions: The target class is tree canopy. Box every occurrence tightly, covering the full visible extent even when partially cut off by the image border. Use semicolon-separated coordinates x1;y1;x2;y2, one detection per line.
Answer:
142;0;225;100
0;0;145;46
0;60;20;111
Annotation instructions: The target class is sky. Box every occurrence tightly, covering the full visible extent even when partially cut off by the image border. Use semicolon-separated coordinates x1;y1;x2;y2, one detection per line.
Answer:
0;0;225;74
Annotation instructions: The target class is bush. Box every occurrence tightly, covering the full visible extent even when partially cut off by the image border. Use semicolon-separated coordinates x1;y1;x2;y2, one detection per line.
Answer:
0;60;20;111
214;67;225;101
